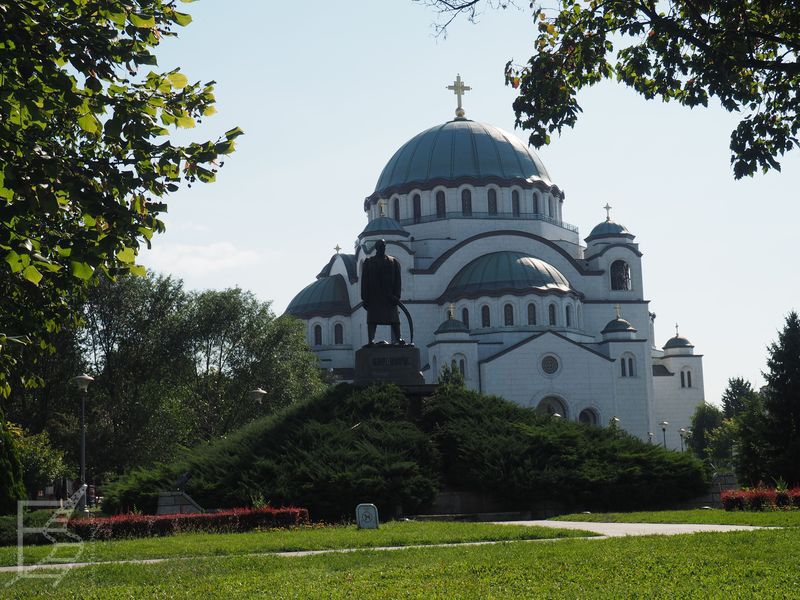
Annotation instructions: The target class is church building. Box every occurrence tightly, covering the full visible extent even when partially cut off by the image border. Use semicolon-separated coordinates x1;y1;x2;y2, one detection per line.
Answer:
285;77;705;450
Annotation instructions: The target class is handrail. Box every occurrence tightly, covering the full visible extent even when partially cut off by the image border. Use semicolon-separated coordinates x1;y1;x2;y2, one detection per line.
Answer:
397;211;579;233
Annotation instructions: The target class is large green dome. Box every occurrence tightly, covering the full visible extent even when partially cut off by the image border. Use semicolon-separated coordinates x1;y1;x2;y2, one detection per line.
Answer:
444;251;572;301
285;274;351;319
374;119;551;196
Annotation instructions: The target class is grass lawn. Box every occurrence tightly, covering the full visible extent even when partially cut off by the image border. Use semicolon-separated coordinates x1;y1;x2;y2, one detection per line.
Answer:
1;528;798;598
552;509;800;527
0;521;591;567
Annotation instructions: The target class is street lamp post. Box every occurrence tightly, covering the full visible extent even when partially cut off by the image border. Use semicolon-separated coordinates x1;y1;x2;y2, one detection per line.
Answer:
248;388;267;403
660;421;669;449
72;374;94;513
679;428;687;452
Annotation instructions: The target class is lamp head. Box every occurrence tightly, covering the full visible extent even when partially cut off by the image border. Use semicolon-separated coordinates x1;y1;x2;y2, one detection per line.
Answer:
72;373;94;392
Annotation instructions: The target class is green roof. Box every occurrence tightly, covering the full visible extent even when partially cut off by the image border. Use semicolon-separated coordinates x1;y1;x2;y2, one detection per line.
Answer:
444;251;572;301
358;217;409;239
285;274;351;319
664;335;693;350
435;317;470;335
601;317;637;335
586;219;632;241
375;119;551;195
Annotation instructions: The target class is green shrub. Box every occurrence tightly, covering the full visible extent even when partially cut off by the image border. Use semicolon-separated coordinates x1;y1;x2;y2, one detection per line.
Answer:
104;384;708;520
0;412;25;514
421;385;708;511
103;384;439;521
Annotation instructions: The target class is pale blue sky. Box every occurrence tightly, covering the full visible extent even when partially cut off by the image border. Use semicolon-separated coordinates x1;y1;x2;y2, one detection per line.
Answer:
140;1;800;406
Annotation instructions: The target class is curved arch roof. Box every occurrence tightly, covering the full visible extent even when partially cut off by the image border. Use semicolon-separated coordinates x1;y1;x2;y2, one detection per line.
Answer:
285;274;351;319
374;119;551;196
444;251;573;301
664;335;694;350
586;219;632;241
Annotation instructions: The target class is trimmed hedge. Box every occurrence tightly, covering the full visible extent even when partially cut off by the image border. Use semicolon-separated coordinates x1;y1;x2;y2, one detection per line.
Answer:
66;506;309;540
103;384;708;520
722;487;800;511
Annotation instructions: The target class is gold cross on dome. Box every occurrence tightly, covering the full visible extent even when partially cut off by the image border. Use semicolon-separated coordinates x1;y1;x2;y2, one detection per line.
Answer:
675;323;680;336
614;304;621;319
448;303;456;319
378;199;387;217
604;203;613;221
447;74;471;117
334;244;341;254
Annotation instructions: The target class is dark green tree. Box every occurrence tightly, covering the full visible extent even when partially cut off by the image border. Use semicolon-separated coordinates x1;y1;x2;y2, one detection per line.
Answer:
0;411;26;514
721;377;756;419
421;0;800;178
10;427;71;499
733;390;768;485
760;311;800;484
0;0;241;398
688;402;723;459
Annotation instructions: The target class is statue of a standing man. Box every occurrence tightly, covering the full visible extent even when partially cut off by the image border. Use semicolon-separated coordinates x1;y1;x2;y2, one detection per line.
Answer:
361;239;404;345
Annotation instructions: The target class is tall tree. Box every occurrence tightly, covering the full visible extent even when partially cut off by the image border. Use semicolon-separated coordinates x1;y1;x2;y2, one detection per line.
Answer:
0;410;25;514
0;0;241;398
420;1;800;178
721;377;755;419
761;311;800;484
688;402;722;460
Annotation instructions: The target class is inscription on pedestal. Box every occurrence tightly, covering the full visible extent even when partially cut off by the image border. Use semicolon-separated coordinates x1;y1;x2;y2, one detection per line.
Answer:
355;346;425;386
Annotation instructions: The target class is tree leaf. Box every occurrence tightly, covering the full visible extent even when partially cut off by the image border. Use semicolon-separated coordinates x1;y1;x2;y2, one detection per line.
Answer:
22;265;43;285
130;13;156;28
168;72;188;89
116;247;136;264
70;261;95;280
129;264;147;277
77;113;99;134
173;12;193;26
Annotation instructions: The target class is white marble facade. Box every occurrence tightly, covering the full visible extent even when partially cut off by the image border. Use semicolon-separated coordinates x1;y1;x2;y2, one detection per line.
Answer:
286;110;704;450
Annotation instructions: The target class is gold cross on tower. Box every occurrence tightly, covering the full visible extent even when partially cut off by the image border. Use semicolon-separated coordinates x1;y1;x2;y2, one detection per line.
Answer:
447;74;471;118
334;244;341;254
675;323;680;337
614;304;622;319
604;203;613;221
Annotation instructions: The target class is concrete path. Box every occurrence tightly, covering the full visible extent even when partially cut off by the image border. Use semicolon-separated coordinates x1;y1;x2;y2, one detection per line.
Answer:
498;520;766;537
0;521;766;574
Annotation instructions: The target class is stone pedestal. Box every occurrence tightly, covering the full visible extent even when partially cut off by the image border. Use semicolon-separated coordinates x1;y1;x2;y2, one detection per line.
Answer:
354;345;425;386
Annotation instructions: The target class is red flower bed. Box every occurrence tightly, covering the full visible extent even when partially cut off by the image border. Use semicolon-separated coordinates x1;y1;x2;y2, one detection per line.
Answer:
66;506;309;540
722;487;800;511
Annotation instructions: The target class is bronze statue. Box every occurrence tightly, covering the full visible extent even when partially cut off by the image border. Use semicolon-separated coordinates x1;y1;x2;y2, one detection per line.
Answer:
361;239;404;345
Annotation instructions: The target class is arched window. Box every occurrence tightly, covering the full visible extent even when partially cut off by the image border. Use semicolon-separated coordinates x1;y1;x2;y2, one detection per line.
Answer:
527;303;537;325
548;303;557;326
537;396;567;418
436;190;446;219
481;305;491;328
611;260;632;291
533;193;540;214
313;324;322;346
432;355;438;378
461;189;472;216
334;323;343;345
392;198;400;221
459;359;465;375
565;305;572;328
621;353;636;377
682;369;692;388
412;194;421;224
512;190;520;217
461;307;470;329
488;189;497;215
504;303;514;326
579;408;598;426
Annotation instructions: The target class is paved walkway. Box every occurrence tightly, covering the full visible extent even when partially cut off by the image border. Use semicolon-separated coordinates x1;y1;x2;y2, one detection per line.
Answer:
499;520;765;537
0;520;766;574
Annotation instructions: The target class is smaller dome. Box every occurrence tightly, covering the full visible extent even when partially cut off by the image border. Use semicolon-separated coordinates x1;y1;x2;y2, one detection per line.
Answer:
435;317;470;335
358;217;409;239
285;274;351;319
664;335;693;350
586;219;632;242
445;251;573;301
602;317;637;335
